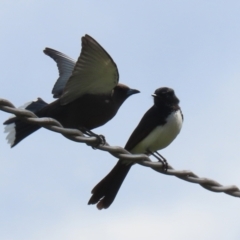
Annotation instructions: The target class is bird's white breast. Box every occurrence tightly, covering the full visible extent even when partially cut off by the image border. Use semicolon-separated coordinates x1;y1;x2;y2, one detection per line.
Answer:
131;110;183;154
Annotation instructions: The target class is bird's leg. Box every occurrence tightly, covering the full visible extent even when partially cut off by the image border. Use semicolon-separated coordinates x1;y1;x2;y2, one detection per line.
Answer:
154;151;168;172
147;150;168;172
79;127;106;148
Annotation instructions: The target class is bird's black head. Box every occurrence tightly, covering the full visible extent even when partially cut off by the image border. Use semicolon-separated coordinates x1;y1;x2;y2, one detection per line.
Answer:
152;87;179;106
113;84;140;104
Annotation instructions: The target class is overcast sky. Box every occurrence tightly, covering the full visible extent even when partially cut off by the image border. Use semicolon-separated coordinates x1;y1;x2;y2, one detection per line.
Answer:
1;1;240;239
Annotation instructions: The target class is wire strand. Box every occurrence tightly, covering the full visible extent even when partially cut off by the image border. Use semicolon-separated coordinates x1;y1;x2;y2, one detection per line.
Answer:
0;98;239;198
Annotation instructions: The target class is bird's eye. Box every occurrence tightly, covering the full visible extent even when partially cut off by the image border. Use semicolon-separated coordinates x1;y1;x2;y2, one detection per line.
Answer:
164;90;173;97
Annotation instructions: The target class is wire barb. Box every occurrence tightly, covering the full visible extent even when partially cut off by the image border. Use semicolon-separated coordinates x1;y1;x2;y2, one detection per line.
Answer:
0;98;239;198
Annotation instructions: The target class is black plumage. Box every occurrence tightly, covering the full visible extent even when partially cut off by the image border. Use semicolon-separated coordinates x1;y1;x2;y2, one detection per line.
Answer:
4;35;139;147
88;87;183;209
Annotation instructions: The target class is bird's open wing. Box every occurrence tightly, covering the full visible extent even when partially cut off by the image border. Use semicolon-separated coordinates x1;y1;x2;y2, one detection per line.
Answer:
43;48;76;98
60;34;119;105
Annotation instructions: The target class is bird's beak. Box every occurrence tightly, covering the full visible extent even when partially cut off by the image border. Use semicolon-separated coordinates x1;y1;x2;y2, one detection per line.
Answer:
127;89;140;96
151;93;157;98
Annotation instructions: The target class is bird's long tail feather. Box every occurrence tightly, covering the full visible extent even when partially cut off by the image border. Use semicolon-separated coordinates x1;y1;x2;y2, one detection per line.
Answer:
88;161;132;209
3;98;48;147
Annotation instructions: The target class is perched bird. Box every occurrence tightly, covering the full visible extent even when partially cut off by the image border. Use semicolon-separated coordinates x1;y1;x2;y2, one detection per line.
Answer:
4;35;139;147
88;87;183;209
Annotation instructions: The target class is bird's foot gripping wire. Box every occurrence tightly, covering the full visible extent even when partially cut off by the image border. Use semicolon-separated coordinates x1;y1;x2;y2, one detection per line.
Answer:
147;150;168;173
80;128;106;149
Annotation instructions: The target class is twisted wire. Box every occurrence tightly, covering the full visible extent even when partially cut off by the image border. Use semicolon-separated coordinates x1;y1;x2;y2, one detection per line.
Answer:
0;98;239;198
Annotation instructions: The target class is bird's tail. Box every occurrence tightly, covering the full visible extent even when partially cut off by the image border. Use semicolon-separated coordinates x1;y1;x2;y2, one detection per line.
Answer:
3;98;48;147
88;160;132;209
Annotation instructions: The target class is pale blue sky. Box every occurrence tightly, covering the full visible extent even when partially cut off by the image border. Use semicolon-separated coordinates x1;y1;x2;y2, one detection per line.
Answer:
1;1;240;239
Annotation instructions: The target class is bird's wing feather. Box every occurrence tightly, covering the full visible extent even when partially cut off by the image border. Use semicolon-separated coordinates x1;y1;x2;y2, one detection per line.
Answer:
125;106;166;151
60;35;119;105
43;48;76;98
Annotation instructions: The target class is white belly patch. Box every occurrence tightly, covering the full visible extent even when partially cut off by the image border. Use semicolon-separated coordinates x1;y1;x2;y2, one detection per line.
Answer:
131;110;183;154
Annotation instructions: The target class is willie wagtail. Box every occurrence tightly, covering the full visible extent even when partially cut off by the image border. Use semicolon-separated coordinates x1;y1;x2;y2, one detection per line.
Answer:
88;87;183;209
4;35;139;147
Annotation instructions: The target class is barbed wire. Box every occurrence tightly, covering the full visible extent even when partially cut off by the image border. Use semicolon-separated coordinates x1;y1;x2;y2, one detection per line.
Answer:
0;98;239;198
